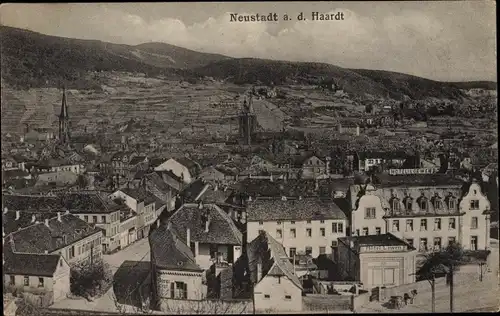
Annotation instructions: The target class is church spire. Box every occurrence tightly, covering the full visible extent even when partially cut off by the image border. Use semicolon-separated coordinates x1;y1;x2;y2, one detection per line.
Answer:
58;86;71;144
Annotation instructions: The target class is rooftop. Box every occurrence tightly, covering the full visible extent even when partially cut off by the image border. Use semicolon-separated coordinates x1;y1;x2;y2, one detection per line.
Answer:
338;233;414;253
247;197;347;222
149;225;203;272
246;231;302;290
2;209;58;235
3;251;62;277
8;213;102;254
166;203;242;245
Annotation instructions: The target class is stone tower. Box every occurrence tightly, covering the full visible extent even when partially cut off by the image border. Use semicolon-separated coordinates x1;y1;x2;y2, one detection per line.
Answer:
58;87;71;145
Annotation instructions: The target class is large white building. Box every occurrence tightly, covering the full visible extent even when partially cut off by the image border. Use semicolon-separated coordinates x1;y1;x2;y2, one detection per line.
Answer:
246;197;348;258
348;177;491;252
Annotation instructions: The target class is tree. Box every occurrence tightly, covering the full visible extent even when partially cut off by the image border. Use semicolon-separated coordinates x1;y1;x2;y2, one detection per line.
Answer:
416;242;465;312
70;259;113;299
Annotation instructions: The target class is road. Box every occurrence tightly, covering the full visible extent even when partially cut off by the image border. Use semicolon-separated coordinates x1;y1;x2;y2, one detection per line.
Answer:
51;237;152;313
358;239;500;313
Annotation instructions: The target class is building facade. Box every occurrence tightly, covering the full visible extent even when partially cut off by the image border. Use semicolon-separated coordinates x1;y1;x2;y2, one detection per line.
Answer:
246;197;348;258
337;234;417;290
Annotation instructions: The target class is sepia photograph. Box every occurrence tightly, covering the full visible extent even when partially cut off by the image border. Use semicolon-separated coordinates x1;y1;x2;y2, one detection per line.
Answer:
0;1;498;314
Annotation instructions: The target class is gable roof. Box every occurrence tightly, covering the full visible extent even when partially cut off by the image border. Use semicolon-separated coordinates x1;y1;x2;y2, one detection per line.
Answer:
117;188;157;205
232;178;347;198
247;197;346;222
167;203;242;245
2;210;59;235
246;231;302;290
3;251;62;277
8;213;102;254
149;226;203;272
176;157;201;176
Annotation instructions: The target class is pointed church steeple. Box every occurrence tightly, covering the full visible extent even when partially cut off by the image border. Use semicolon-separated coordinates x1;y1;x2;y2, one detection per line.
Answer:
58;86;71;144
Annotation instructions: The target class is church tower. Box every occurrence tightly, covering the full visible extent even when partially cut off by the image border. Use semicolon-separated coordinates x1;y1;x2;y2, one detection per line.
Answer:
58;87;71;144
238;94;256;145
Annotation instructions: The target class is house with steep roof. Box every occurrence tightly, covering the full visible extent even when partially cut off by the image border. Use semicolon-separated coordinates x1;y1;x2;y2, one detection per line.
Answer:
247;231;303;312
153;157;201;184
336;233;417;289
348;176;492;252
3;244;71;305
246;197;348;258
4;211;103;267
154;203;243;272
149;223;206;310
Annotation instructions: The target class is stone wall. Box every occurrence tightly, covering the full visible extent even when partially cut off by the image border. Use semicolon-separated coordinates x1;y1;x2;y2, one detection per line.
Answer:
158;298;252;314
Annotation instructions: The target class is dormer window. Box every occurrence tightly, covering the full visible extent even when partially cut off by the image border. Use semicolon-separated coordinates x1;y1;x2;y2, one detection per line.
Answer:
432;194;443;210
391;197;400;212
447;194;456;210
403;196;413;211
418;194;428;211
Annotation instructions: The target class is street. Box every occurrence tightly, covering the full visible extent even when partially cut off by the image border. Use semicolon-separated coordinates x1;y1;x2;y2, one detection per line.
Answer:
51;237;152;313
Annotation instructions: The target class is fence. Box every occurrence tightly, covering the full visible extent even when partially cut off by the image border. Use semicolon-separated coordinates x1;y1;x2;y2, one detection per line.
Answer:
20;291;54;308
303;294;352;312
158;298;252;314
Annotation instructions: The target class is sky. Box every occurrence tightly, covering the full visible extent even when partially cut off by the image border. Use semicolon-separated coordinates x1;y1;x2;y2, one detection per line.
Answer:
0;2;497;81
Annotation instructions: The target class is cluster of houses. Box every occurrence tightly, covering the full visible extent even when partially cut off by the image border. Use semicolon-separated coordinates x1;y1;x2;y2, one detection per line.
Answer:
2;143;497;312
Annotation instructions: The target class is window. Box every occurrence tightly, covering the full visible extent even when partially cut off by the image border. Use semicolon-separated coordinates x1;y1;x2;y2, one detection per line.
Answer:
320;228;326;236
332;223;338;233
290;228;296;238
289;247;297;258
277;221;282;225
448;197;456;210
38;278;44;288
59;259;63;267
420;238;428;252
306;228;312;237
433;197;443;210
471;217;478;229
24;276;29;286
406;220;414;231
434;218;441;230
362;227;369;236
258;229;265;234
9;275;15;285
331;240;338;247
290;221;295;224
101;216;106;223
320;220;325;224
307;220;312;224
338;223;343;233
264;294;271;299
406;238;414;247
375;227;381;235
365;207;376;219
285;295;292;300
404;197;413;210
276;229;283;239
259;221;263;225
305;247;312;255
392;220;400;232
448;237;456;245
470;200;480;210
84;215;88;222
419;198;428;211
171;281;188;299
392;198;400;211
471;236;478;251
356;229;360;236
448;218;456;230
420;219;427;231
433;237;442;251
69;246;75;259
319;247;326;254
93;216;97;223
384;268;395;285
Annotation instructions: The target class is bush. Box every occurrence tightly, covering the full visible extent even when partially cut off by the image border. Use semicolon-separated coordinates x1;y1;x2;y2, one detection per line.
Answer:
70;259;113;299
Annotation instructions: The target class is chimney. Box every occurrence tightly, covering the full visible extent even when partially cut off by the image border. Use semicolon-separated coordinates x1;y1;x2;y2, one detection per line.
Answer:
299;196;303;200
15;211;20;220
156;220;161;229
198;201;203;209
167;221;172;230
281;196;287;201
350;240;355;249
3;207;8;214
65;209;70;215
44;219;49;228
270;174;273;182
31;215;36;223
257;262;262;281
186;228;191;245
248;196;253;202
57;212;62;222
205;217;210;233
315;180;319;191
44;250;48;254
